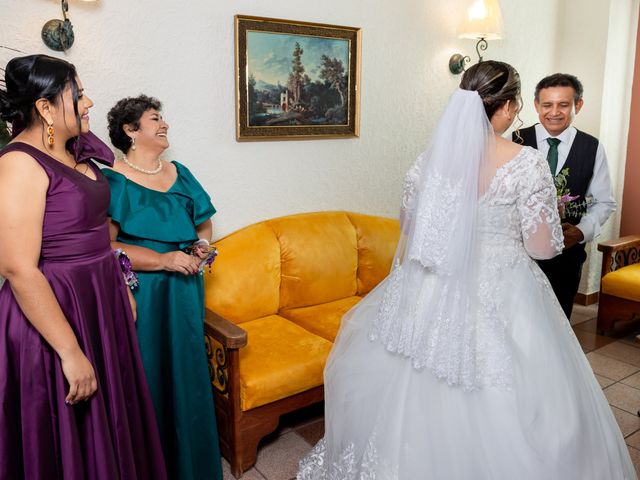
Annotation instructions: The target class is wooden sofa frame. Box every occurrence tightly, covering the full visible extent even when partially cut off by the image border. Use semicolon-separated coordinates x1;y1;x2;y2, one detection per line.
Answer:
597;235;640;334
204;309;323;478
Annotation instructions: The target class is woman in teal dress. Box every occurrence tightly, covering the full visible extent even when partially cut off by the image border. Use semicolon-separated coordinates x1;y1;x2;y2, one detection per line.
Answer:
103;95;222;480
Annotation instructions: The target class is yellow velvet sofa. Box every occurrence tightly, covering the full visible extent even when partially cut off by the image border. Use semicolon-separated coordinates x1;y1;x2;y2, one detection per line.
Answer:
202;211;399;477
597;235;640;333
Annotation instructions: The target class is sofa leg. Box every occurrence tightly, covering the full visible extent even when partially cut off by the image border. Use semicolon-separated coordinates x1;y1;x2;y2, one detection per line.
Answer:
228;438;267;478
596;315;615;336
230;458;243;479
597;298;617;335
229;415;281;478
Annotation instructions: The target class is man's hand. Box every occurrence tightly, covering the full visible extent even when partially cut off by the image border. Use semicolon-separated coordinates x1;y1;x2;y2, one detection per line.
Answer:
562;223;584;250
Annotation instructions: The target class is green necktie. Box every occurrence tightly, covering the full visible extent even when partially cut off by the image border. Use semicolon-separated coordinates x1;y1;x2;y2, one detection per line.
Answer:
546;137;561;175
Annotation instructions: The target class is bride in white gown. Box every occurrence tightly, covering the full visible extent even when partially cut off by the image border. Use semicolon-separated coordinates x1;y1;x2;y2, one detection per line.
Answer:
297;61;636;480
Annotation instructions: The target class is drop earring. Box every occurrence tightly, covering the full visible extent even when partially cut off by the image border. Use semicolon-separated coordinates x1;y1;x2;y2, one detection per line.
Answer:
47;122;55;146
131;137;136;151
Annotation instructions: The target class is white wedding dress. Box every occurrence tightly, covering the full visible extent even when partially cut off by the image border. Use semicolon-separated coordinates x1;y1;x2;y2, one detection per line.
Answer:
298;145;636;479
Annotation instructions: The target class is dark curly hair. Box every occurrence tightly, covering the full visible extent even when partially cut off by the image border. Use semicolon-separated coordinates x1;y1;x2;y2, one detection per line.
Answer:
459;60;521;121
0;54;80;136
534;73;583;103
107;94;162;153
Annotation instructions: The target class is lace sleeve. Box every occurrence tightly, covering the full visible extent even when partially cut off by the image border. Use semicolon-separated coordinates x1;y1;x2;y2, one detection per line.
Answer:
400;154;424;227
516;149;564;260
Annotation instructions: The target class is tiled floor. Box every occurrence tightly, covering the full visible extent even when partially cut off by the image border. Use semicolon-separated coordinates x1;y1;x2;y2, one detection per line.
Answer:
223;303;640;479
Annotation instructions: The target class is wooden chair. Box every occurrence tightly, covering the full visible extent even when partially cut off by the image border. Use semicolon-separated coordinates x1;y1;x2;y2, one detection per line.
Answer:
597;235;640;333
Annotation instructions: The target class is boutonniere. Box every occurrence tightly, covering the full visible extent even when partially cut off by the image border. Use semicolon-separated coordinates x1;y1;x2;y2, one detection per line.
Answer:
554;168;595;219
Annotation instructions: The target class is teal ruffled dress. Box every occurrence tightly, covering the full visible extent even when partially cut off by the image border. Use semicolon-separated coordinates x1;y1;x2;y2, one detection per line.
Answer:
103;161;222;480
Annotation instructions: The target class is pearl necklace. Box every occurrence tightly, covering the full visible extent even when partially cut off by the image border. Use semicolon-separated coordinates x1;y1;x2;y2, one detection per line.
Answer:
122;155;163;175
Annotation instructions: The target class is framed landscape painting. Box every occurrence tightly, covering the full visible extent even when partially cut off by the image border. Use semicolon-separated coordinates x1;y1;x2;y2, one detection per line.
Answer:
235;15;361;141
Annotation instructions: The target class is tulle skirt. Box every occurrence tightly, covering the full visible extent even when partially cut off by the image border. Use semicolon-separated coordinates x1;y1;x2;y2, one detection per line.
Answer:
298;261;636;480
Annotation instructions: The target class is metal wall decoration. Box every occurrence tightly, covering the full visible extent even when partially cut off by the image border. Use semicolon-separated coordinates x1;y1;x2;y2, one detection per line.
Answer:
41;1;75;52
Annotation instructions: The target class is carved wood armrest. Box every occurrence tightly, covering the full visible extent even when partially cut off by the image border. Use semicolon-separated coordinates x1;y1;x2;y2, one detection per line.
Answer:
598;235;640;277
205;309;248;349
204;309;246;398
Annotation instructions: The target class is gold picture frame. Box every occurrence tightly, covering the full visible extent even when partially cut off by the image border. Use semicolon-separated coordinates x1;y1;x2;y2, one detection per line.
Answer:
235;15;361;141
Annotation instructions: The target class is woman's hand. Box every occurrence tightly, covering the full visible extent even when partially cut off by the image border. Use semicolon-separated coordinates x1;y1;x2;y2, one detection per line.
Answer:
192;244;210;260
159;251;201;275
60;348;97;405
126;287;137;322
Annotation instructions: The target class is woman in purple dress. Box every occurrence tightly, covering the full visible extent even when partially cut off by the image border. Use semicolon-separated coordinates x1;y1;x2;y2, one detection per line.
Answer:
0;55;167;479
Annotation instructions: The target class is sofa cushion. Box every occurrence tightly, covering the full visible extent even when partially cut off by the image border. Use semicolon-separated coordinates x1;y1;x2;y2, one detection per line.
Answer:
602;263;640;302
280;296;362;342
238;315;333;411
347;212;399;295
204;223;281;323
268;212;358;309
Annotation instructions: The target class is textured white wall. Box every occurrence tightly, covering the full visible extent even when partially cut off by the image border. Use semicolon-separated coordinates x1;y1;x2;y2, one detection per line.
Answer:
553;0;611;138
2;0;558;240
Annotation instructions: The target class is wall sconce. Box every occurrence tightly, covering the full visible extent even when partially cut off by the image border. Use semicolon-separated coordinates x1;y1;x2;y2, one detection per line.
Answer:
41;0;97;52
449;0;504;75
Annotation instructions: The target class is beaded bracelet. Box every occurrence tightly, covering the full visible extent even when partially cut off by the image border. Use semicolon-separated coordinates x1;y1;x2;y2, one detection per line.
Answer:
114;248;139;289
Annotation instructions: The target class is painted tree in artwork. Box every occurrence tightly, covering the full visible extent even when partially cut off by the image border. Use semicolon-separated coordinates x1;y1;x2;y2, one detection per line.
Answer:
248;73;257;117
287;42;305;106
319;55;347;107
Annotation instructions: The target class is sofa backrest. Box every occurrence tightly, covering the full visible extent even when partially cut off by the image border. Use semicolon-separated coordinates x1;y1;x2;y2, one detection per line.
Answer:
203;222;281;323
203;211;399;324
346;212;399;295
267;212;359;310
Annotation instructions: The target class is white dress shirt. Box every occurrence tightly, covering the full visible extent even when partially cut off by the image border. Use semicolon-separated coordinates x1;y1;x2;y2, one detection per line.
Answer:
534;123;616;243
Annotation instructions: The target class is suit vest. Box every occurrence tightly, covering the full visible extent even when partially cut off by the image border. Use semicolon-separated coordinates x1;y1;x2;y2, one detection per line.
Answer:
513;125;598;225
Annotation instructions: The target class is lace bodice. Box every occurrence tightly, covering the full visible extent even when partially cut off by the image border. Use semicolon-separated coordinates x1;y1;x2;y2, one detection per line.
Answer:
401;146;563;262
478;146;564;264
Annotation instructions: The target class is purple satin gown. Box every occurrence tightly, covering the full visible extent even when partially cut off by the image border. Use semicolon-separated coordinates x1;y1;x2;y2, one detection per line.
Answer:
0;137;167;479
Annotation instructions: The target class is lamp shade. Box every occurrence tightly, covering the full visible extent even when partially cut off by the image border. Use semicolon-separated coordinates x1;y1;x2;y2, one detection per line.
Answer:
457;0;504;40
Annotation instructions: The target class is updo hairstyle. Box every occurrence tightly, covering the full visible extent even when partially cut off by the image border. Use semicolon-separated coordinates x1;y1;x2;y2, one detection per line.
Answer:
107;94;162;153
459;60;521;121
0;54;80;135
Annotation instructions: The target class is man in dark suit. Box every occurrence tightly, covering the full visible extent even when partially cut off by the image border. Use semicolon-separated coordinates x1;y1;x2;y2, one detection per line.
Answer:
514;73;616;319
